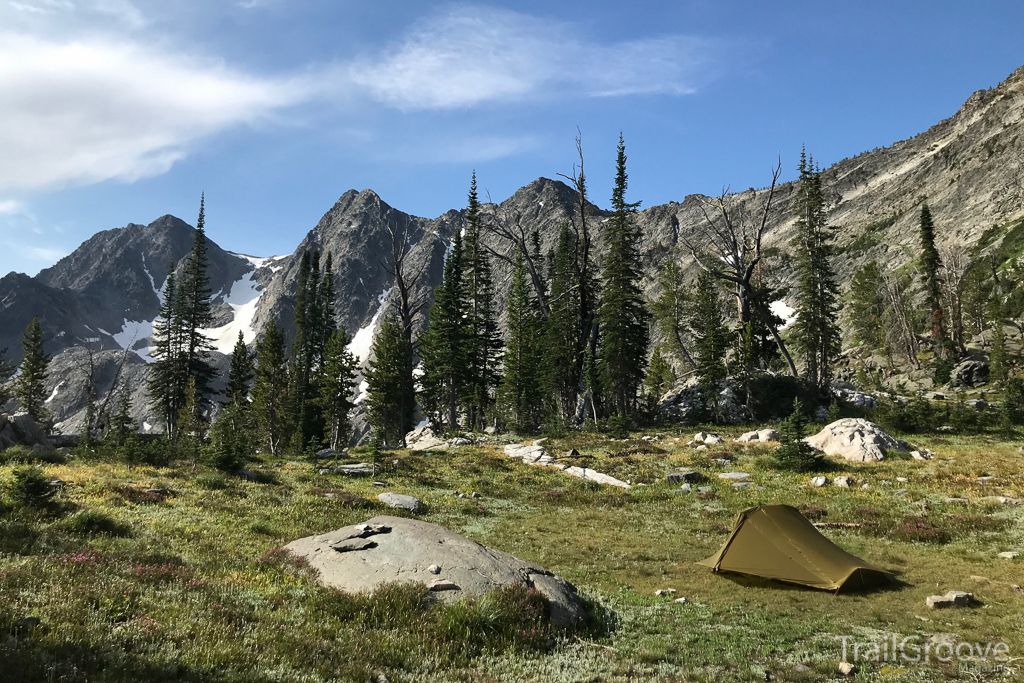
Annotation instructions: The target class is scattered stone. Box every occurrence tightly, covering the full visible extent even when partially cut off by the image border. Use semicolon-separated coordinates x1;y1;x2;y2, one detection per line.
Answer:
690;432;726;446
695;444;708;451
734;428;780;443
926;591;974;609
910;449;934;460
666;470;702;484
811;476;828;488
977;475;994;484
447;437;471;447
965;398;990;411
981;496;1020;506
504;443;551;464
838;661;856;676
427;564;442;574
678;484;693;494
793;663;812;674
697;486;713;494
284;516;588;628
896;477;909;483
377;493;423;512
926;633;959;646
471;492;481;499
532;438;549;447
951;360;989;388
272;462;283;468
673;597;691;605
998;552;1019;560
945;497;970;505
335;463;374;477
484;426;498;435
429;579;460;591
805;418;911;462
654;588;677;597
732;482;752;489
372;481;386;487
404;425;446;451
718;472;750;481
861;484;870;490
834;476;854;488
563;466;631;489
457;493;466;499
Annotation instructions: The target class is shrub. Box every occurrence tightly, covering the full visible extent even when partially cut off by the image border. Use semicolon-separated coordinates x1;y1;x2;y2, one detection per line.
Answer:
746;374;818;421
8;466;54;506
62;509;131;537
772;399;826;472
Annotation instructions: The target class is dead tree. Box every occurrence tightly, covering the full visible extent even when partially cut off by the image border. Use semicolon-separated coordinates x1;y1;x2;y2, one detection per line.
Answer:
480;196;551;319
378;216;431;347
939;241;970;353
880;272;921;370
680;158;798;376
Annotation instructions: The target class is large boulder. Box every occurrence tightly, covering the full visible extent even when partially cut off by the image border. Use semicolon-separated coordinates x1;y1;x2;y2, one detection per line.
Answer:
657;378;748;425
404;425;446;451
805;418;910;462
951;360;989;388
0;412;53;452
284;516;588;628
831;383;878;409
734;428;780;443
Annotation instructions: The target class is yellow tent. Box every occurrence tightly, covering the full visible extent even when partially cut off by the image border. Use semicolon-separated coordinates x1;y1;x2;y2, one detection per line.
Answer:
698;504;892;591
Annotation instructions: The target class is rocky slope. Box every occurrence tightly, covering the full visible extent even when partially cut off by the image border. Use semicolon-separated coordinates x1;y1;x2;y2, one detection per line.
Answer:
2;65;1022;437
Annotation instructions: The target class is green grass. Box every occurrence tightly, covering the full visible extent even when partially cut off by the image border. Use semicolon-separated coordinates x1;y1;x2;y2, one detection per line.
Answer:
2;428;1023;682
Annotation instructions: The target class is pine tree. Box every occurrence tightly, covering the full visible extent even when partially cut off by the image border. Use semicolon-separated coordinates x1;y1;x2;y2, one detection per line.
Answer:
252;320;291;457
462;173;502;430
365;315;416;446
498;248;544;432
790;149;842;391
108;390;135;448
209;399;252;472
419;230;468;430
542;222;583;421
643;345;675;405
772;398;825;472
148;266;183;435
0;347;14;406
317;327;359;450
226;331;255;404
14;316;51;427
176;376;203;461
688;270;729;416
175;195;217;414
919;203;946;350
652;258;695;369
847;261;887;351
990;310;1009;385
598;134;650;417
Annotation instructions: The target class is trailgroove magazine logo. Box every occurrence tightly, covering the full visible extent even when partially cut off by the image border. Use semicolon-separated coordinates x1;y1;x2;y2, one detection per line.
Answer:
835;635;1011;667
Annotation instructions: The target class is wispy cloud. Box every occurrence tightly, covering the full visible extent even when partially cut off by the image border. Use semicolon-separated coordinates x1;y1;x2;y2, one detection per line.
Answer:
0;32;313;190
347;6;718;110
0;199;24;214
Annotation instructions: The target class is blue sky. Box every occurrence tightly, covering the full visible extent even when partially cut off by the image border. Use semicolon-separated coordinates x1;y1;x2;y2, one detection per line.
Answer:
1;1;1022;276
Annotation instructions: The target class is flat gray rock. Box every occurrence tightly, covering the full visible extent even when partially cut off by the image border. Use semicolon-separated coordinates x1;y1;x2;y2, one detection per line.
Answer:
718;472;750;481
404;425;446;451
377;492;423;512
926;591;974;609
284;516;588;629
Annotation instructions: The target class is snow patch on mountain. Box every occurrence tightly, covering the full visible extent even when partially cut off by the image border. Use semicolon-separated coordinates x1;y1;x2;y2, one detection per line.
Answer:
201;270;264;354
113;319;156;362
348;287;392;365
770;300;797;329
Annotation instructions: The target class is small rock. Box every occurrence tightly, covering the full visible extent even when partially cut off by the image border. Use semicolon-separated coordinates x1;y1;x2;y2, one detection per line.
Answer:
272;462;283;468
427;564;442;574
926;591;974;609
237;469;259;481
654;588;677;597
793;663;812;674
810;476;828;488
429;579;460;591
471;492;481;499
977;475;994;484
673;596;690;604
335;463;374;477
861;484;870;490
377;493;423;512
666;470;701;484
697;486;713;494
945;497;969;505
732;482;752;489
318;469;331;475
484;426;498;435
718;472;750;481
457;493;466;499
695;444;708;451
896;476;909;483
532;438;549;447
316;449;338;459
834;476;854;488
926;633;959;646
998;551;1019;560
448;437;472;447
838;661;856;676
678;484;693;494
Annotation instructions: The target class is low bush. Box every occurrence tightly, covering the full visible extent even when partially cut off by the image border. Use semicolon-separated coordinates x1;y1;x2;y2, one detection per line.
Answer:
8;466;55;506
62;509;131;537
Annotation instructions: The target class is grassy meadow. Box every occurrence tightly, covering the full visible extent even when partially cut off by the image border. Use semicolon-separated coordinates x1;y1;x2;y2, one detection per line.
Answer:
1;425;1023;682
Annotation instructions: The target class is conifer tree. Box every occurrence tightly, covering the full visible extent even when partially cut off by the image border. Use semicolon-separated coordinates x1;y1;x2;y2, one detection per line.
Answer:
643;345;675;405
317;327;359;450
919;203;946;350
175;195;217;413
226;331;255;404
148;266;183;434
652;258;695;369
790;149;842;391
688;270;729;415
598;134;650;416
108;390;135;448
462;173;502;430
542;222;583;421
209;399;252;472
0;348;14;406
772;398;825;472
14;316;51;427
176;376;203;461
990;305;1009;385
252;320;291;456
365;315;416;446
498;248;545;432
847;261;887;351
419;230;468;430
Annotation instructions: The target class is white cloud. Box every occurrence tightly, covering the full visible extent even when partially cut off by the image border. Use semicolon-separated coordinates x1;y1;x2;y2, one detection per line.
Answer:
347;6;716;110
0;32;313;191
0;199;24;214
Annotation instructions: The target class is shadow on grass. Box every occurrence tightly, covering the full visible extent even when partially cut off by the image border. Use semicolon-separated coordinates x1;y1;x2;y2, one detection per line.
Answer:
717;570;911;595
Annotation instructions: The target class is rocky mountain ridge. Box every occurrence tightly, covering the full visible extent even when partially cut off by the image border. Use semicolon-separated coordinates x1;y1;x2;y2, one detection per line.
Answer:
2;64;1023;436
